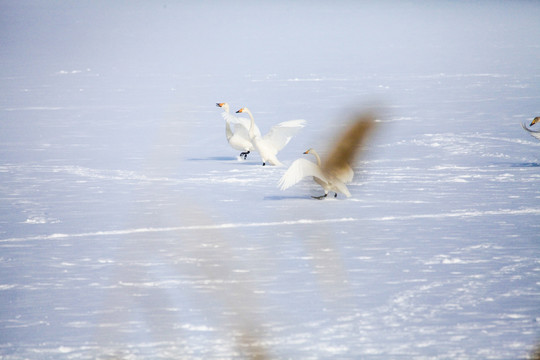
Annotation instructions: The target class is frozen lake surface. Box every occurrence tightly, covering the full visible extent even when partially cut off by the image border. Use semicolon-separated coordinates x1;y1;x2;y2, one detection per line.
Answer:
1;1;540;359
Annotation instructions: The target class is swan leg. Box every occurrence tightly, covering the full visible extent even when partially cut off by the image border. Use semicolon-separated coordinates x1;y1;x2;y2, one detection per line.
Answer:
311;194;328;200
334;193;338;198
239;151;250;159
262;162;266;166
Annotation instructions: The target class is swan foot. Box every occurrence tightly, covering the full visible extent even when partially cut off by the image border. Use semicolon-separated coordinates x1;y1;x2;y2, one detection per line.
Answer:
262;162;266;166
239;151;250;159
334;193;338;198
311;194;328;200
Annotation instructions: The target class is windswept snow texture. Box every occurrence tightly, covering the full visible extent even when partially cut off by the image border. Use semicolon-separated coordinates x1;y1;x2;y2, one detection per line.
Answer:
1;1;540;359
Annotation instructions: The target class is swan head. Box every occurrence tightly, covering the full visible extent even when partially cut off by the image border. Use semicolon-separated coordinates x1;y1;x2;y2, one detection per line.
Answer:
236;107;248;114
531;116;540;127
216;102;229;109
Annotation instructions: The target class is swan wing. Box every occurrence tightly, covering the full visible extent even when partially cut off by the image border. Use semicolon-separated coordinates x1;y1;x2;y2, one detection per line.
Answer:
521;122;540;141
278;158;327;190
233;123;250;139
263;119;306;152
222;112;262;138
231;123;255;150
322;113;376;180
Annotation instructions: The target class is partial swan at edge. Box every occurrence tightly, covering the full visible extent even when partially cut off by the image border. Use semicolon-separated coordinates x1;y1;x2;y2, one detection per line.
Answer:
236;107;305;166
521;116;540;141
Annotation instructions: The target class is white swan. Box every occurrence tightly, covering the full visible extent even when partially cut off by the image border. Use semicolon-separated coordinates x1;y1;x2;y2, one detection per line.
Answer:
279;148;353;199
522;117;540;141
236;107;306;166
278;114;376;199
216;102;261;159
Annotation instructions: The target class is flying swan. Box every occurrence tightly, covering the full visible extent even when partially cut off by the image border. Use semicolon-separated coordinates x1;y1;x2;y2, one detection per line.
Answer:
522;116;540;141
216;102;261;159
278;113;376;199
236;107;306;166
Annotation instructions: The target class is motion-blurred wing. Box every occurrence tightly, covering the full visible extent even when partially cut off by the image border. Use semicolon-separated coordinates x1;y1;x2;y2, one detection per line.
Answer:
521;122;540;141
278;158;327;190
335;164;354;183
264;119;306;152
322;113;376;179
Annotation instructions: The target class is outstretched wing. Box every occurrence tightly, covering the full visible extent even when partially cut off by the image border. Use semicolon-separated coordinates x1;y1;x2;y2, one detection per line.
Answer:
263;119;306;152
322;113;376;180
278;158;327;190
521;122;540;141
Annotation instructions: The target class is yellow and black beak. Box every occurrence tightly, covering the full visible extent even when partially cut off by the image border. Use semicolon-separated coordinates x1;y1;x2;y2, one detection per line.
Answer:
530;116;540;127
216;103;224;108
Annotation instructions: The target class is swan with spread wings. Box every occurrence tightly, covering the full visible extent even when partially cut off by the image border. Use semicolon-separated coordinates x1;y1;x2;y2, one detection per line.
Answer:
279;113;376;199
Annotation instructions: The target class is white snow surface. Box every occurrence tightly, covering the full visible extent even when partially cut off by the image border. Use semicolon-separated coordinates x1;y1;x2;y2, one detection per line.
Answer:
1;1;540;359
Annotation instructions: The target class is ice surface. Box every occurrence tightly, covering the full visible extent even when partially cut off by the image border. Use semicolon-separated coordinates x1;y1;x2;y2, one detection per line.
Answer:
1;1;540;359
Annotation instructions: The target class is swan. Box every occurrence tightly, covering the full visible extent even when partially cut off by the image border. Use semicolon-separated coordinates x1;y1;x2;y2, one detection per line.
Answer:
236;107;306;166
279;148;353;199
278;114;376;199
216;102;261;159
521;116;540;141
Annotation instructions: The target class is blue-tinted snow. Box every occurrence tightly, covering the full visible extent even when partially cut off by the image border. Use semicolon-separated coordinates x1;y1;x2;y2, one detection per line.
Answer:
1;1;539;359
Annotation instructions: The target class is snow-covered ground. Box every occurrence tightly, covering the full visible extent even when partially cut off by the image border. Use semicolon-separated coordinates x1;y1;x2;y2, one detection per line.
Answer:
1;1;540;359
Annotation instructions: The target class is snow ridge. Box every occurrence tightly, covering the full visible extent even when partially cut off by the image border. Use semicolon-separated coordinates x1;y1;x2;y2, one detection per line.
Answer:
2;207;539;243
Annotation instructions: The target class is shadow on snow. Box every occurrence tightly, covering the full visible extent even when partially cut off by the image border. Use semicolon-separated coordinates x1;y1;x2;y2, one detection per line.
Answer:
510;162;540;168
187;156;258;164
264;195;315;201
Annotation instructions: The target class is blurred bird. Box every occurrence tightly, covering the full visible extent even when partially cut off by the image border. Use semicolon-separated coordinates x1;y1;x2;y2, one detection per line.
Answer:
521;116;540;141
236;107;306;166
216;102;261;159
279;113;376;199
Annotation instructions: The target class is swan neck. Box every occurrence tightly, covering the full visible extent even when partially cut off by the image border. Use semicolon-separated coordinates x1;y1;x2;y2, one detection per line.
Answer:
225;120;233;140
311;150;322;166
246;109;256;137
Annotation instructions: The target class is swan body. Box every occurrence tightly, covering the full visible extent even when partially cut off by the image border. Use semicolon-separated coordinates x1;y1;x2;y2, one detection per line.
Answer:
279;113;376;199
279;149;353;198
236;107;305;166
216;103;261;159
522;120;540;141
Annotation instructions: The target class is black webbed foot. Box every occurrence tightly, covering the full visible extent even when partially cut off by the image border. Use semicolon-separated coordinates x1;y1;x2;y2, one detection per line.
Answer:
311;194;328;200
239;151;250;160
334;193;338;198
262;162;266;166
